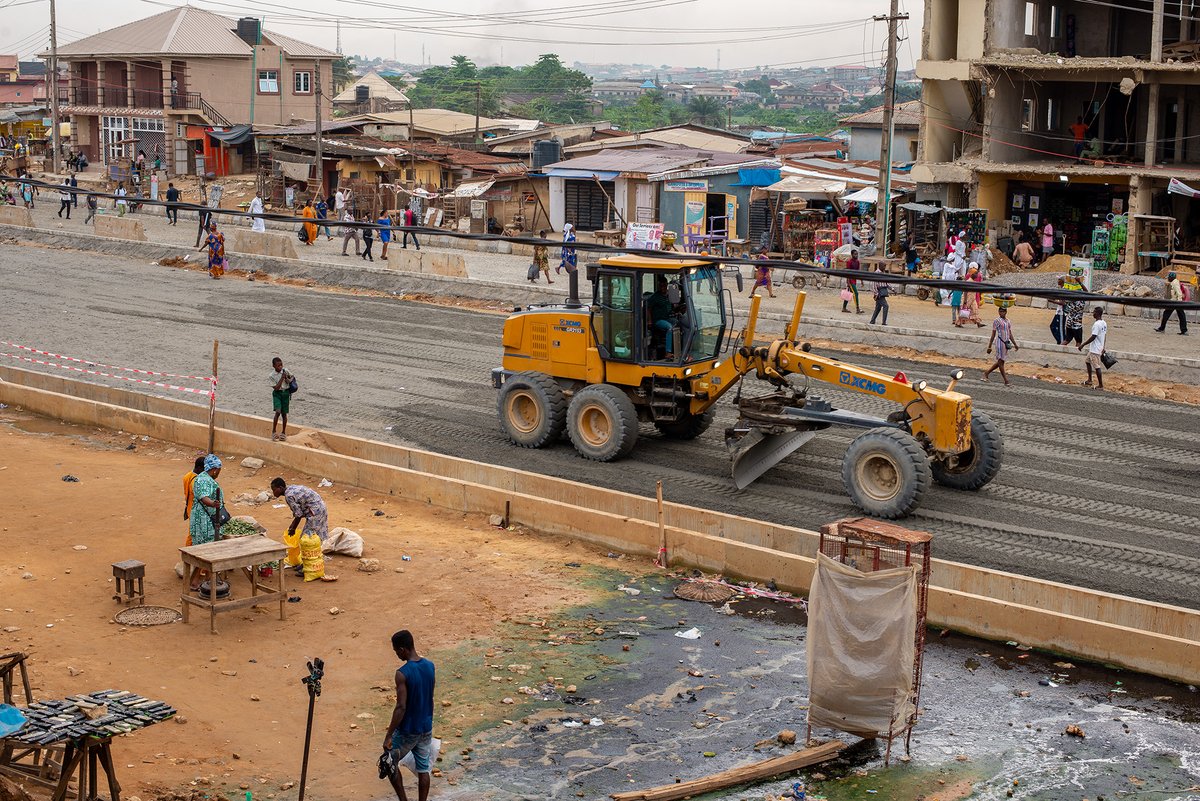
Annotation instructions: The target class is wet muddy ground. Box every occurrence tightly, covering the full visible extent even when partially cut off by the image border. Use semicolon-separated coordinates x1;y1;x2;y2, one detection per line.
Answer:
434;568;1200;801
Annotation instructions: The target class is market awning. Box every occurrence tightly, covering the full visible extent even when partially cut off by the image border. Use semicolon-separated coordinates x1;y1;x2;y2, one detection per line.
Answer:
731;167;782;187
452;179;497;198
763;175;847;198
840;186;902;204
206;125;254;146
898;202;942;214
0;110;19;124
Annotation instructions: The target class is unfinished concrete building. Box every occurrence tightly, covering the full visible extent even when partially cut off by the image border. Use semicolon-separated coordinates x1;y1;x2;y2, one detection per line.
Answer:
914;0;1200;271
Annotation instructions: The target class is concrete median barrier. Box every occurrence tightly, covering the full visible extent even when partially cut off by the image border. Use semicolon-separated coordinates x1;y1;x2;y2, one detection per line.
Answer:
94;215;147;242
2;362;1198;685
229;229;298;260
0;206;34;227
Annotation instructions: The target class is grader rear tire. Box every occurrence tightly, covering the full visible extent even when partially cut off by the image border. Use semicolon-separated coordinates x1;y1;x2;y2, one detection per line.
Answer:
931;410;1003;490
497;372;567;449
654;410;715;440
567;384;639;462
842;427;931;519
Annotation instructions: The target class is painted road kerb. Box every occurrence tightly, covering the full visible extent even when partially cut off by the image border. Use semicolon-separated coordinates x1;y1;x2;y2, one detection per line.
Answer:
5;221;1198;385
2;363;1197;686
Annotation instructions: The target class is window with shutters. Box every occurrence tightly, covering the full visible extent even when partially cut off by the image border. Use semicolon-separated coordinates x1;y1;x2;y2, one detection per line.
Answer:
747;199;774;249
563;179;614;232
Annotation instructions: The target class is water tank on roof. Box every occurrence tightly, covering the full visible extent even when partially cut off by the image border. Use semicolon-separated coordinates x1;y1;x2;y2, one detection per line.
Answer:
236;17;262;46
532;138;562;170
355;84;370;104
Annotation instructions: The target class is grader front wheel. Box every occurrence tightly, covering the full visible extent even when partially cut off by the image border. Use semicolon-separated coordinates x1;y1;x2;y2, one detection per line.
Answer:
567;384;639;462
497;372;567;448
842;427;931;519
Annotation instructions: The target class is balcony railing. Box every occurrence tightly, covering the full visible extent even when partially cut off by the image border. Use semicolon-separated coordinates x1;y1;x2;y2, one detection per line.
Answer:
66;87;232;127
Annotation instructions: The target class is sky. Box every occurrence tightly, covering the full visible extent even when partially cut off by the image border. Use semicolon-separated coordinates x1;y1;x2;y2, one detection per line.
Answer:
0;0;923;72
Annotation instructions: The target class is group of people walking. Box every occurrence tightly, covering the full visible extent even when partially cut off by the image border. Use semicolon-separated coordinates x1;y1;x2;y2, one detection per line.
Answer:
299;196;422;261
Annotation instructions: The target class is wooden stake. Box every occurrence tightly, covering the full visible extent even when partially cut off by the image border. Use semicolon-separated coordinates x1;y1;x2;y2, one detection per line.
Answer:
656;480;666;568
207;339;218;454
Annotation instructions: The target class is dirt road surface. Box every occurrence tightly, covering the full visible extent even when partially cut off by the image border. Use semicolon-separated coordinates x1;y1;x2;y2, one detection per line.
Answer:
4;246;1200;609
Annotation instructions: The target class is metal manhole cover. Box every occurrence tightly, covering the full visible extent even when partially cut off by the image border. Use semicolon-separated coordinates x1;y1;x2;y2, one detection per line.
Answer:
674;581;737;603
114;606;182;626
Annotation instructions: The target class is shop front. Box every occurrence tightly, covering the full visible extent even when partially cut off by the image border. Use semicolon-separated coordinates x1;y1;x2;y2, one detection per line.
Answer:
977;171;1131;257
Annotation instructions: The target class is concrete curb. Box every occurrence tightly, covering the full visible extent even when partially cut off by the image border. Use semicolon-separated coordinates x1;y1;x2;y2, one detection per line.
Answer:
3;363;1198;685
0;223;554;308
5;222;1198;384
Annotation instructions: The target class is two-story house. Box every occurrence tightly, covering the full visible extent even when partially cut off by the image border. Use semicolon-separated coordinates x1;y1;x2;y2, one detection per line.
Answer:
53;7;336;175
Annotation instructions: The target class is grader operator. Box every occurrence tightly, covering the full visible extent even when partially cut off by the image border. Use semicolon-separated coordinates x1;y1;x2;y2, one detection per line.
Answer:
491;255;1001;518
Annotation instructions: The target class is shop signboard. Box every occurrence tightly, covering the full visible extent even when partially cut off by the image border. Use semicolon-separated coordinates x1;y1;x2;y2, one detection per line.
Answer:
666;179;708;193
684;200;705;226
625;222;664;250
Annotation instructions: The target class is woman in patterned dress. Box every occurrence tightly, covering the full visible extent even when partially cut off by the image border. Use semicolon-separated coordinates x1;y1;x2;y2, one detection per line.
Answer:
187;454;225;589
983;305;1019;385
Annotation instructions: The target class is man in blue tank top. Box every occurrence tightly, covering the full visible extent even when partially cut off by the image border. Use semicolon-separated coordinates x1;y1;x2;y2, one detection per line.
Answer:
384;629;436;801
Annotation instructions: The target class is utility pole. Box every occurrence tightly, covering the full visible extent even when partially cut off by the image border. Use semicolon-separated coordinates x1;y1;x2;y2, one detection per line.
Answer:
474;82;482;143
314;60;323;197
408;101;416;187
873;2;909;253
49;0;61;174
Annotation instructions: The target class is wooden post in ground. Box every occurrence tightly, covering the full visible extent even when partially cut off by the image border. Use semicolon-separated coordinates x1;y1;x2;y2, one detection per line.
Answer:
207;340;218;453
656;480;667;568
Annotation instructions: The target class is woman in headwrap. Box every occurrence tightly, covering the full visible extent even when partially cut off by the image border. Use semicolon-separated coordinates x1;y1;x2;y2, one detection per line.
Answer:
198;222;226;279
961;263;985;327
558;223;577;274
186;454;225;589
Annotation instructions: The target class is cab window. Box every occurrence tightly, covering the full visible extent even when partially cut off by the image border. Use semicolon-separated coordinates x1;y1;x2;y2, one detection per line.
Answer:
684;265;726;361
595;272;634;360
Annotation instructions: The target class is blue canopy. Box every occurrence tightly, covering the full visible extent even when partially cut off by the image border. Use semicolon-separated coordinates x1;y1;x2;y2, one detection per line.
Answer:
731;168;781;187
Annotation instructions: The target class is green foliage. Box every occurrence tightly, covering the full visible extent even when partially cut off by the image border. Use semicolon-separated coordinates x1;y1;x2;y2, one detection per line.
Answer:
686;96;726;127
737;77;775;104
602;91;685;131
331;57;355;94
405;53;593;123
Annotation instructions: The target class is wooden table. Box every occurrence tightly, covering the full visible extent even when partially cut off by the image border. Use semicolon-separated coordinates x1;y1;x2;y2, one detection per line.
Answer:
593;228;624;246
180;536;288;634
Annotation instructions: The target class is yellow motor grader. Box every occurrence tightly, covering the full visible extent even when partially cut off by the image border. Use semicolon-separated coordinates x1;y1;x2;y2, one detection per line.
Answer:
491;255;1001;518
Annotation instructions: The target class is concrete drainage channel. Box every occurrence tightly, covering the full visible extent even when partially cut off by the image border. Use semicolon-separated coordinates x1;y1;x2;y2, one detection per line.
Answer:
2;363;1198;688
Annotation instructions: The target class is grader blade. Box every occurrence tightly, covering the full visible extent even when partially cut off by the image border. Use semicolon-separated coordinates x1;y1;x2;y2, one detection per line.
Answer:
726;426;817;490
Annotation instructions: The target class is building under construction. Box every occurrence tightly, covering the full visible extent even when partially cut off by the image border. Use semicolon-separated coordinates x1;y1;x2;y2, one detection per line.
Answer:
914;0;1200;273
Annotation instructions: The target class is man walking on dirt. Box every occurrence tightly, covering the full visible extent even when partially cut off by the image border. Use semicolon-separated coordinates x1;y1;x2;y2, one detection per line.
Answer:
384;630;435;801
1079;306;1108;389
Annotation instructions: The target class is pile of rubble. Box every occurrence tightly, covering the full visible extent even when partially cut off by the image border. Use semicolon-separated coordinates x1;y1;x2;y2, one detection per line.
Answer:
1097;276;1162;298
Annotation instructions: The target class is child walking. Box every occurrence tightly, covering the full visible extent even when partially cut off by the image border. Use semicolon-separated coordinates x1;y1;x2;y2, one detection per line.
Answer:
983;305;1018;385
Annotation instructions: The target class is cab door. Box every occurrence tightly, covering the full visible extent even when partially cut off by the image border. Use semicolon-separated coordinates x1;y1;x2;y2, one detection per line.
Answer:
592;271;637;363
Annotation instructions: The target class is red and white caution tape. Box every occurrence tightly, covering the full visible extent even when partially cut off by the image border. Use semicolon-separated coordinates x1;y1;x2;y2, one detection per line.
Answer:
0;351;215;397
0;341;215;383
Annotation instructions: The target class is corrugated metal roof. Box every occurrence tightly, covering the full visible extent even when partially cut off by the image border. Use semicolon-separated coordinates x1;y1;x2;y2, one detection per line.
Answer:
647;157;780;182
543;148;712;177
332;71;409;103
54;7;336;59
838;100;922;129
352;108;513;136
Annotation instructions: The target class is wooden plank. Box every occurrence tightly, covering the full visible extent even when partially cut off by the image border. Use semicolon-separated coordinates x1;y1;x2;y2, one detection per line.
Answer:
181;535;287;563
610;740;846;801
181;591;284;614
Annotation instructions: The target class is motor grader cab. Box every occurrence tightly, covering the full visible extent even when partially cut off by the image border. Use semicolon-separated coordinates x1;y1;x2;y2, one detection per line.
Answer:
492;254;1002;518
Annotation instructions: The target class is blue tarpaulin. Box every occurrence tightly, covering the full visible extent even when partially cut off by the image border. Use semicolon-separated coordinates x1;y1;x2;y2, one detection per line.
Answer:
731;168;781;187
